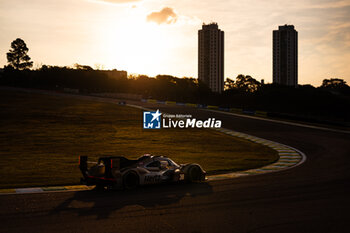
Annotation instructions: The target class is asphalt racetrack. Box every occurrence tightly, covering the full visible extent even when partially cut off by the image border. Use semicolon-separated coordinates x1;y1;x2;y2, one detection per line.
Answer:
1;96;350;233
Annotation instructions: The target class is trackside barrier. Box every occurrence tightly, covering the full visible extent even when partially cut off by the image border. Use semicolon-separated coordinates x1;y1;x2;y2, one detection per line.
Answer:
255;110;267;117
157;100;166;104
219;107;230;112
186;103;197;107
147;99;157;103
176;102;186;106
197;104;207;109
207;105;219;110
242;110;255;115
230;108;243;113
165;101;176;105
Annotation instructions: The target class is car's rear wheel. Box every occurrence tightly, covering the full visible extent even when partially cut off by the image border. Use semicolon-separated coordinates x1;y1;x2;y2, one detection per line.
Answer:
123;171;139;189
187;165;202;182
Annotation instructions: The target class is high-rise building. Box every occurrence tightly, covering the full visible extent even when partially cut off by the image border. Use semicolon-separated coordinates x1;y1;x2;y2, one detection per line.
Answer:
198;23;224;93
273;25;298;87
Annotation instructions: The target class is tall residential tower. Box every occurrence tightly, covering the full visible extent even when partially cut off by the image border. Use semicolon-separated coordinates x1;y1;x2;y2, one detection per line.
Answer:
273;25;298;87
198;23;224;93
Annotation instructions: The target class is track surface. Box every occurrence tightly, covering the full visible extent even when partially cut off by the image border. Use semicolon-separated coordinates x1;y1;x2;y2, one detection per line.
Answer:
1;96;350;233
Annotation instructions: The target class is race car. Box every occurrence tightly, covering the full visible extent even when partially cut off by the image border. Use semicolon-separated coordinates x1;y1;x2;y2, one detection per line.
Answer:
79;154;206;189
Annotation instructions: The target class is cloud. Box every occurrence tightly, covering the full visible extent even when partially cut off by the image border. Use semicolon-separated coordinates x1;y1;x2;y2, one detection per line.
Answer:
96;0;141;4
146;7;178;25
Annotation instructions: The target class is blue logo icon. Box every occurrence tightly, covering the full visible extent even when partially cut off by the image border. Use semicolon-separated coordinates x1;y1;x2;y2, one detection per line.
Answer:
143;109;162;129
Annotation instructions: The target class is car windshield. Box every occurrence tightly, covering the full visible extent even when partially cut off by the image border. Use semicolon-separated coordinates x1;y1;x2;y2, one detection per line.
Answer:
146;161;160;168
167;158;179;167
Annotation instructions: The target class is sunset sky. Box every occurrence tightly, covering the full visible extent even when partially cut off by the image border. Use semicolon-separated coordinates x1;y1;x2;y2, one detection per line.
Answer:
1;0;350;86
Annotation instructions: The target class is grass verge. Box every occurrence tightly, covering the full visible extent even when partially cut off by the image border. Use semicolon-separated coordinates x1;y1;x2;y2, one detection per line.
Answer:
0;90;278;188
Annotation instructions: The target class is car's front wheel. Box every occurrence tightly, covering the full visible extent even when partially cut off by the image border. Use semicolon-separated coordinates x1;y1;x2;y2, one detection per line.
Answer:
123;171;139;189
187;165;203;182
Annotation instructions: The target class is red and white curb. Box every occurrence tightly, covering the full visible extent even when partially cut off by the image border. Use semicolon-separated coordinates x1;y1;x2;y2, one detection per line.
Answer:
208;128;306;180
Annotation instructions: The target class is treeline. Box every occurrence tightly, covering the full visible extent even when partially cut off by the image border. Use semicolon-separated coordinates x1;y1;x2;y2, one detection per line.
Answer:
222;75;350;123
222;82;350;123
0;65;214;103
1;65;349;124
0;65;128;93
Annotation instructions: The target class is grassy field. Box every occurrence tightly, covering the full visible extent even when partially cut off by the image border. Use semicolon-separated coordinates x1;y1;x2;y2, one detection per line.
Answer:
0;90;278;188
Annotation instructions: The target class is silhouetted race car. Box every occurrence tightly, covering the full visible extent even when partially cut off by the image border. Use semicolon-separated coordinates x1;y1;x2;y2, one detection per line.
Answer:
79;154;206;189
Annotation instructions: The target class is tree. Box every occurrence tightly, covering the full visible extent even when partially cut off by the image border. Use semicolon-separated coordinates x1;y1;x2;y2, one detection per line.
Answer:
224;78;235;90
321;78;348;89
74;63;93;71
320;78;350;95
234;74;261;92
6;38;33;70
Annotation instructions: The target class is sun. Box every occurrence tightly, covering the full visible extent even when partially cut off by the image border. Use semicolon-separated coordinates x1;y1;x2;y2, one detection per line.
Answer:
97;12;175;75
